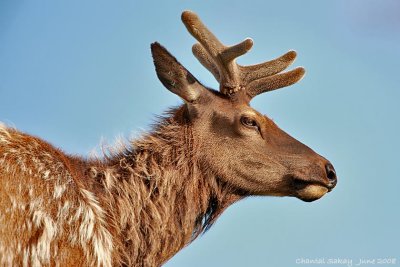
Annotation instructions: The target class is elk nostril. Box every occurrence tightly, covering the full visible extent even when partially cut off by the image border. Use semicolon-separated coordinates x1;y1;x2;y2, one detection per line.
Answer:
325;162;337;181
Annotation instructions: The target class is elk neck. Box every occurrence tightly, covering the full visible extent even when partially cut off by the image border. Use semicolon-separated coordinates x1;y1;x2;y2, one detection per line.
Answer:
85;106;244;266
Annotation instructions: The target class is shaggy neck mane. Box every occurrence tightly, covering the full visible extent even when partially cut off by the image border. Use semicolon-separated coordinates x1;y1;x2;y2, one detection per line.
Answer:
88;106;243;266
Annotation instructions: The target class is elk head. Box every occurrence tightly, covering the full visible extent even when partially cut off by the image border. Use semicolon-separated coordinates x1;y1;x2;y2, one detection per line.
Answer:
151;11;337;202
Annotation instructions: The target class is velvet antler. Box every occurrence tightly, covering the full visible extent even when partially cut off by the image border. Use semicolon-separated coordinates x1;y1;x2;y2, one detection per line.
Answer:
181;10;305;98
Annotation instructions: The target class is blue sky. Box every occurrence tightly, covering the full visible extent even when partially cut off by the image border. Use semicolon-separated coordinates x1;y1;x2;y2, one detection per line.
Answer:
0;1;399;266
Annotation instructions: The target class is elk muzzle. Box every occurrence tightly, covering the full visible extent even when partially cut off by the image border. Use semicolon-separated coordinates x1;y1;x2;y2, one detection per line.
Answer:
292;160;337;202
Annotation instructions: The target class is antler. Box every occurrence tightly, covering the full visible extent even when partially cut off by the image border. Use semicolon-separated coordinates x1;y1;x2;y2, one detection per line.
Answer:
181;11;305;98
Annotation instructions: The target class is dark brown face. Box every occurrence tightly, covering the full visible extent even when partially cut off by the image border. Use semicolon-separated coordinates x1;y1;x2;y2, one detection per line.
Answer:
151;42;337;202
190;90;337;202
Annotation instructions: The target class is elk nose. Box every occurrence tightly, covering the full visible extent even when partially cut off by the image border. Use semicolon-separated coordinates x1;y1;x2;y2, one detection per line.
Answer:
325;162;337;189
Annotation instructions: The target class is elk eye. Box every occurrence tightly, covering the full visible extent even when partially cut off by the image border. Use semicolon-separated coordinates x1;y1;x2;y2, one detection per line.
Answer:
240;116;259;130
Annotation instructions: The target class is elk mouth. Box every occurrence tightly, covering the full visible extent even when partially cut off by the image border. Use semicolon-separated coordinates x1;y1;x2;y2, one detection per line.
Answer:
291;177;332;202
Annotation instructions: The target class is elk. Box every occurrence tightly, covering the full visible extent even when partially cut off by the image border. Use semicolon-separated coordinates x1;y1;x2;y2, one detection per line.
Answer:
0;10;337;267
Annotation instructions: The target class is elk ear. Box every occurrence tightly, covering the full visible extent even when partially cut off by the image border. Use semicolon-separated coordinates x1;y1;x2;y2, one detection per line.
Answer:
151;42;206;103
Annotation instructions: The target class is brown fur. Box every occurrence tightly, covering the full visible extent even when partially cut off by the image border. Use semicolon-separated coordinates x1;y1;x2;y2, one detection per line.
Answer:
0;110;242;266
0;11;337;267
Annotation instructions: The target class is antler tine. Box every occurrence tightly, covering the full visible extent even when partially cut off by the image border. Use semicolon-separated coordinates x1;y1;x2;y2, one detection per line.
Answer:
181;11;224;57
182;10;253;94
240;50;298;83
182;10;305;98
192;43;220;81
247;67;305;98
